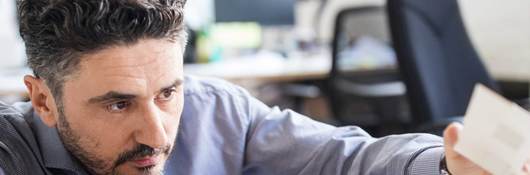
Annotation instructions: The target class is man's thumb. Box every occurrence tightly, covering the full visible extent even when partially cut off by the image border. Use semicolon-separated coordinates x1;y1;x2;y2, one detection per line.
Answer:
443;122;463;158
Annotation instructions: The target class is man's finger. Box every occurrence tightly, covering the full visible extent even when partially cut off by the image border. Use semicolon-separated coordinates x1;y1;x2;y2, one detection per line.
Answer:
524;160;530;173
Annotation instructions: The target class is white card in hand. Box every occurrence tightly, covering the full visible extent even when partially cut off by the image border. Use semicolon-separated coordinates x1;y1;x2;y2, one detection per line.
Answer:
455;84;530;175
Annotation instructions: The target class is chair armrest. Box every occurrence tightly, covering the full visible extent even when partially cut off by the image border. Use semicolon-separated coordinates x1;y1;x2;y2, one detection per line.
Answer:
280;84;321;98
333;78;406;97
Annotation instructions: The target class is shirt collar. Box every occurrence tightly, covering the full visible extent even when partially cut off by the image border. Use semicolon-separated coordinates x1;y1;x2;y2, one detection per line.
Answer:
28;107;90;175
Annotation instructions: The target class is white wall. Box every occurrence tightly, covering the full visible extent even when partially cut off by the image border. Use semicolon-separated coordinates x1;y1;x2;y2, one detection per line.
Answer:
459;0;530;80
0;0;26;69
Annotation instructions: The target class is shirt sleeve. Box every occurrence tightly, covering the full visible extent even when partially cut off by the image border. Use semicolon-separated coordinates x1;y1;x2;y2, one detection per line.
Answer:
240;92;444;175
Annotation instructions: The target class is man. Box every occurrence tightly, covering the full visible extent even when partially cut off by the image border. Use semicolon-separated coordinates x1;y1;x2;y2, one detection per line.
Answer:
0;0;525;174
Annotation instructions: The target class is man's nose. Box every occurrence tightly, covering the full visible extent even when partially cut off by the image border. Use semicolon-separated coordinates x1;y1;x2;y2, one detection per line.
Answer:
134;103;169;149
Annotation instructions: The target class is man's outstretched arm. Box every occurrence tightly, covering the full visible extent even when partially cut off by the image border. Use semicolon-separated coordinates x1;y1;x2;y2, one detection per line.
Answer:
218;81;526;175
240;90;445;175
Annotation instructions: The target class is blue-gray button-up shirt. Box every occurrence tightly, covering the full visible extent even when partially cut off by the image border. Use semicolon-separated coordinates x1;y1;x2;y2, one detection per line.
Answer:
1;76;445;174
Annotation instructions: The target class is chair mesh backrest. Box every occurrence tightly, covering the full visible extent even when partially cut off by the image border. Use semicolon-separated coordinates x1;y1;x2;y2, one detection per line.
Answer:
387;0;498;123
331;6;390;77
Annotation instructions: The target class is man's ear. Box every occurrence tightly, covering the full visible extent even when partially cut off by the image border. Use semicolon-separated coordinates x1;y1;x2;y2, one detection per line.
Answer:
24;75;59;127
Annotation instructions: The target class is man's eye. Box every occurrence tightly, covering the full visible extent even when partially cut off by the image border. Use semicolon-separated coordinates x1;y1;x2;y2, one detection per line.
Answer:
157;88;176;101
106;101;130;112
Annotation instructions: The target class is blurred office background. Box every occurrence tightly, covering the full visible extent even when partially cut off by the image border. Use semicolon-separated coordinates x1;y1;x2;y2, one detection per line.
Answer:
1;0;529;136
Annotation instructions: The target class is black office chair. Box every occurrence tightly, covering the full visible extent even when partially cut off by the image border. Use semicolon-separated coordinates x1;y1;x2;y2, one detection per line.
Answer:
387;0;499;134
326;6;410;136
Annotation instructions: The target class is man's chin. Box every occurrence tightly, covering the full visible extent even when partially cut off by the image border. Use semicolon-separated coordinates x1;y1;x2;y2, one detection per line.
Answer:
113;157;166;175
112;165;163;175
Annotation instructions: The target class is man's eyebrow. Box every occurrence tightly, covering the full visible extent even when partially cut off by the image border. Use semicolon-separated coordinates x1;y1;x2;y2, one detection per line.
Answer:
87;91;137;104
86;78;182;104
158;78;183;92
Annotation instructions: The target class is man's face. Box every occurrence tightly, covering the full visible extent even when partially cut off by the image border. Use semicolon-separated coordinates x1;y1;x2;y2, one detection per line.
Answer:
56;39;184;174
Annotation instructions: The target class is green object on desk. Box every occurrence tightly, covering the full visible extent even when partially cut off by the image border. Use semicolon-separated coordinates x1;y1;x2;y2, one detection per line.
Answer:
210;22;262;49
195;22;262;63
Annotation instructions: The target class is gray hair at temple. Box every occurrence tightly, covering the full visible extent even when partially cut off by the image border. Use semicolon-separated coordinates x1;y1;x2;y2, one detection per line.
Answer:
17;0;188;104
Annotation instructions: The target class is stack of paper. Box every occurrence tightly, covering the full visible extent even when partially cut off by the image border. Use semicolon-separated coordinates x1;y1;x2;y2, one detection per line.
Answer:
455;84;530;175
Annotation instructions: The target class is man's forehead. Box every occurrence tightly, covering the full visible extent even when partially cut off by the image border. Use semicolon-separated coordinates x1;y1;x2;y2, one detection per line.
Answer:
81;40;182;69
63;39;184;98
79;40;181;76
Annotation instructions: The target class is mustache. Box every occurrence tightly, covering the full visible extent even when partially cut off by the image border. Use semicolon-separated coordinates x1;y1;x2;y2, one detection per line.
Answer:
113;144;171;167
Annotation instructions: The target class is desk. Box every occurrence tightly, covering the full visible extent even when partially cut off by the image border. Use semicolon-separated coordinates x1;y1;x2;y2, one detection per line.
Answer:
483;58;530;83
184;51;332;84
184;54;530;83
184;49;402;84
1;53;529;97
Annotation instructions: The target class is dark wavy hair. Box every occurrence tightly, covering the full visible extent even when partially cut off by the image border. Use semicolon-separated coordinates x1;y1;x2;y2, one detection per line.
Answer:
17;0;187;102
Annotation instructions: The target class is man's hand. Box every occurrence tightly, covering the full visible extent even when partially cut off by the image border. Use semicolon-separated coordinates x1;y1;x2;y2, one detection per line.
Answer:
443;123;530;175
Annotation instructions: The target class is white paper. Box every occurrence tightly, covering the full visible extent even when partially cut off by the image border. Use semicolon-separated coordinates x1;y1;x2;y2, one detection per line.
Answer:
455;84;530;175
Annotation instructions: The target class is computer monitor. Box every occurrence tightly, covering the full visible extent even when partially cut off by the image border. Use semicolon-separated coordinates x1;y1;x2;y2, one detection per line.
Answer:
214;0;295;26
